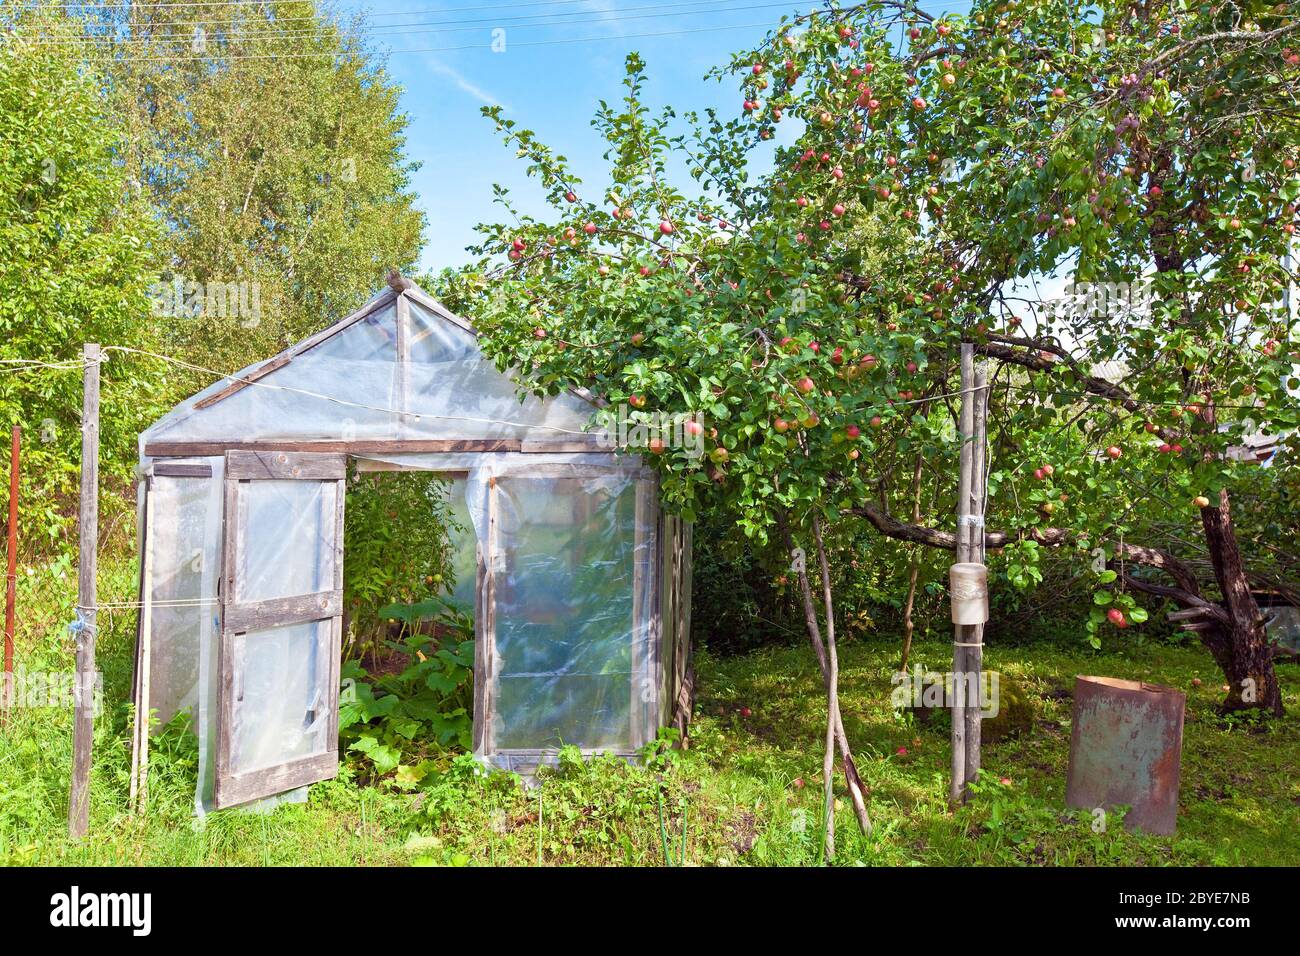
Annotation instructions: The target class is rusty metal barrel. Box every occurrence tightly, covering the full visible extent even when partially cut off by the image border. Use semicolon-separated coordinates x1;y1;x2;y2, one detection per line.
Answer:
1064;676;1186;836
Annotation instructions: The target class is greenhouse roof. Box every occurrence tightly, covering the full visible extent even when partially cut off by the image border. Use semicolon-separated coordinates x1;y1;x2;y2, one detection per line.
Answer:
141;274;606;457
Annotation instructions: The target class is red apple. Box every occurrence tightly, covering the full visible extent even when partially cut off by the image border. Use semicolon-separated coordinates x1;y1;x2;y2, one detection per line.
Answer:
565;191;578;203
846;424;861;440
583;222;598;235
1106;445;1122;459
1107;607;1127;627
796;376;816;394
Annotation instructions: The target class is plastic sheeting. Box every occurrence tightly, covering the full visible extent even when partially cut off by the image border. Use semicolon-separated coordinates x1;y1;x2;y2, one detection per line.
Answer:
489;473;656;753
228;620;332;774
142;472;221;727
235;479;337;603
142;298;598;446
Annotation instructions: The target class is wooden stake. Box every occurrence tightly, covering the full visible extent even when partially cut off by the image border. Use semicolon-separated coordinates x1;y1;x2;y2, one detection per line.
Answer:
130;483;155;813
3;425;18;721
950;345;974;806
69;344;100;839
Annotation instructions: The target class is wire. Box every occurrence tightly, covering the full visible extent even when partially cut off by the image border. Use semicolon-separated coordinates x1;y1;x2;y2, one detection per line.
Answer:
103;344;601;434
13;0;791;46
12;0;754;39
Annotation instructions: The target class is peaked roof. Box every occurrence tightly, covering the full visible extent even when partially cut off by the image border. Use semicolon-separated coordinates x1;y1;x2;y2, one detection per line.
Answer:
142;275;603;453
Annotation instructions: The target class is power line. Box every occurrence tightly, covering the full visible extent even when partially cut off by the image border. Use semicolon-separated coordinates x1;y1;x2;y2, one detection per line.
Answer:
9;0;765;45
102;19;784;59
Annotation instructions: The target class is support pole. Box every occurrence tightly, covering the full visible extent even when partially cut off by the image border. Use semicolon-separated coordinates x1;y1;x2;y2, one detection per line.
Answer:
951;345;989;805
3;425;18;721
964;361;988;791
69;344;100;838
950;346;974;806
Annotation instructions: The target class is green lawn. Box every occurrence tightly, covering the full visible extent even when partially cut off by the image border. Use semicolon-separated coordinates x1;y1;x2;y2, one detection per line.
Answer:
2;560;1296;866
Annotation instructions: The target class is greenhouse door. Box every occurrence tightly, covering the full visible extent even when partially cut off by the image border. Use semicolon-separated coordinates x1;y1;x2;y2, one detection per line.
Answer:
214;451;346;808
476;469;658;768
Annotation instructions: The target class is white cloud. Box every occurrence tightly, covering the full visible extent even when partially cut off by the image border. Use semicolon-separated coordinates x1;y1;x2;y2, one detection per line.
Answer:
424;57;508;109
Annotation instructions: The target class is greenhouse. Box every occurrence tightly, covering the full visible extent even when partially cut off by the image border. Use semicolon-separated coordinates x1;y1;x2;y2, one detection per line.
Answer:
133;274;693;814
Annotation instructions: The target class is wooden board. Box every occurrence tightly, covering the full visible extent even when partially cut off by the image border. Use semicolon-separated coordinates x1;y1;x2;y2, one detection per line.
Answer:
225;450;347;480
151;462;214;478
146;439;524;457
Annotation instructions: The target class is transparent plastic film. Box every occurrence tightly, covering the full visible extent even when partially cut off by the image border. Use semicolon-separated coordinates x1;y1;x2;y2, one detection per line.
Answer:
143;298;597;445
143;467;222;727
228;620;332;774
484;471;659;758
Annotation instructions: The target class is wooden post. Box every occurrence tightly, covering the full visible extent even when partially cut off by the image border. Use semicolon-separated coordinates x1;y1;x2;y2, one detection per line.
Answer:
950;346;974;806
68;343;100;838
3;426;18;721
964;360;988;791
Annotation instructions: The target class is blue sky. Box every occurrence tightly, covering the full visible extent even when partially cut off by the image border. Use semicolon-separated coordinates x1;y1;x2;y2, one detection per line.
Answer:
336;0;971;273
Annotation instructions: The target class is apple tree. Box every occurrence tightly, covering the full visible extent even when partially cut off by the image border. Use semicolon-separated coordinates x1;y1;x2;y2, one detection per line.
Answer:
455;3;1299;844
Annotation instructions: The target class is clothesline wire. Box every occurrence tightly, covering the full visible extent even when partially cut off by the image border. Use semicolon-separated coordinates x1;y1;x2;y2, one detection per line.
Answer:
103;344;600;435
0;343;1284;420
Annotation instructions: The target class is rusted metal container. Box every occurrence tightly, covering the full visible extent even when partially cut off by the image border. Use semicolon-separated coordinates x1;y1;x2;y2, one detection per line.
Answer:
1064;675;1185;836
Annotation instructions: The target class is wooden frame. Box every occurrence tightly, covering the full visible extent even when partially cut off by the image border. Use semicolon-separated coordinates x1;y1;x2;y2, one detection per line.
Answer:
144;438;614;457
151;462;213;478
214;450;346;809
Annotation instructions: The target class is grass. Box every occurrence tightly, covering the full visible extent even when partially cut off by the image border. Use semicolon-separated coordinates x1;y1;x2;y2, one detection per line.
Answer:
2;551;1297;866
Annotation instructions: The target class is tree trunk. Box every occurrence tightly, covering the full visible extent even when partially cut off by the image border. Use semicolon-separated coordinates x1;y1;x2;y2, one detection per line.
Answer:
900;553;920;671
782;515;872;836
1200;489;1283;716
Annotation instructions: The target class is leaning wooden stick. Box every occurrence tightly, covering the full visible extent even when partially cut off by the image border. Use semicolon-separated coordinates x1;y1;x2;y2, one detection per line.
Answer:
130;485;156;813
69;343;100;839
3;425;18;722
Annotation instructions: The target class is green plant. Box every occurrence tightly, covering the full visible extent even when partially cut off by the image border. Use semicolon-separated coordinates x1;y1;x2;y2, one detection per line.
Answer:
338;599;475;784
343;467;464;659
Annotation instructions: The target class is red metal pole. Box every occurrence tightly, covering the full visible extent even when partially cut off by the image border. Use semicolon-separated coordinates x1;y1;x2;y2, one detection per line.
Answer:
3;425;18;719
